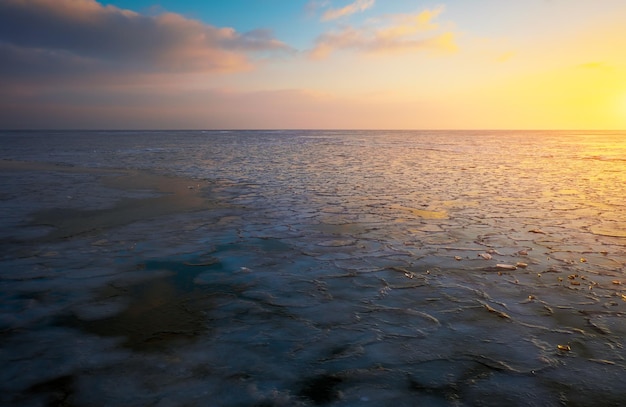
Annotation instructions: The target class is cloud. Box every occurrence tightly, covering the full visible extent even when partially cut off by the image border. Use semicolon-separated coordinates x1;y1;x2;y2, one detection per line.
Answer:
0;0;292;78
305;1;331;17
321;0;375;21
0;85;451;130
311;7;457;59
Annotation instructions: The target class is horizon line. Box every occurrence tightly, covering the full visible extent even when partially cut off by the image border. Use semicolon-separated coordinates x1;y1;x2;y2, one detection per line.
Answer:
1;128;625;132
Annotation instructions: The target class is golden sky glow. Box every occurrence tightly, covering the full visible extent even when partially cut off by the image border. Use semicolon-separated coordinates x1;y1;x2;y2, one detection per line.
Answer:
1;0;625;129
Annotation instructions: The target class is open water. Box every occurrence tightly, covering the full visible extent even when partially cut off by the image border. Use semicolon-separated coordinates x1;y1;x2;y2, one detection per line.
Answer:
1;130;625;406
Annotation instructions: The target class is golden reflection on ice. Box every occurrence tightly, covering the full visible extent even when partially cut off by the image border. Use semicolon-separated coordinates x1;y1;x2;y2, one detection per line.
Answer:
390;205;448;219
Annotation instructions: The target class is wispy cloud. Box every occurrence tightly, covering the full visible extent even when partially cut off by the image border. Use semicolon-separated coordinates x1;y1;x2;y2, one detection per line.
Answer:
321;0;375;21
305;1;330;17
0;0;292;78
311;7;457;59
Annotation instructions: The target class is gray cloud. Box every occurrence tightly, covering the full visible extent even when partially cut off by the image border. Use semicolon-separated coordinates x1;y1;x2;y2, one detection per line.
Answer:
0;0;292;76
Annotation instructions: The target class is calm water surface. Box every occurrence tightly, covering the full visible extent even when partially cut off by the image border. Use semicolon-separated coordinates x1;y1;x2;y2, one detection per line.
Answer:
1;130;625;406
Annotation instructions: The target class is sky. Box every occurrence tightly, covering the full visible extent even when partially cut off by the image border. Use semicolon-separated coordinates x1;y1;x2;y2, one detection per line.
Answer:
1;0;626;129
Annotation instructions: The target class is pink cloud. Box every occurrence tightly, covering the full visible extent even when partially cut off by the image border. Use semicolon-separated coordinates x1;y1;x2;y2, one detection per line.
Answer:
322;0;375;21
0;0;297;128
0;84;456;130
0;0;292;75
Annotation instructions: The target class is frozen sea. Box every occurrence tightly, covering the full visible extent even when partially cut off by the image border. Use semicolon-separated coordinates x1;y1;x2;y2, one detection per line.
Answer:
1;130;625;406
